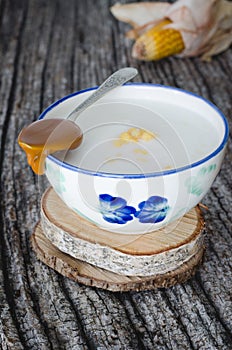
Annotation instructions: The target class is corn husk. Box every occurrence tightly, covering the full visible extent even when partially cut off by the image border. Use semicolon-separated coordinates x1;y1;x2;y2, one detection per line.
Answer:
110;2;171;38
110;0;232;61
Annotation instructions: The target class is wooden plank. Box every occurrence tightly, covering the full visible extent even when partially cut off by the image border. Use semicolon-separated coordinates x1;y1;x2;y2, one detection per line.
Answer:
0;0;232;349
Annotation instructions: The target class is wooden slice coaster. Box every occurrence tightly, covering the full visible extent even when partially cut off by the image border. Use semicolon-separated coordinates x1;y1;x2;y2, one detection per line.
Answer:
31;223;205;292
39;188;205;277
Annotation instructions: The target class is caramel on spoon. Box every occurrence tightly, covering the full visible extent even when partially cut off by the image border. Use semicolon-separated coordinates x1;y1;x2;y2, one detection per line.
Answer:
18;119;83;175
18;68;138;175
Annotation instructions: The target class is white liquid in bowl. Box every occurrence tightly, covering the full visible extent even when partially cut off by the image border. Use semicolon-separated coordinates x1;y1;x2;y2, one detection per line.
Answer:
54;100;222;175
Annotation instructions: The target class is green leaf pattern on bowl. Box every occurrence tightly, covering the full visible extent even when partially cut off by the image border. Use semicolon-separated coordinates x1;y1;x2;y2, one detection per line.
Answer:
185;164;216;196
46;163;66;195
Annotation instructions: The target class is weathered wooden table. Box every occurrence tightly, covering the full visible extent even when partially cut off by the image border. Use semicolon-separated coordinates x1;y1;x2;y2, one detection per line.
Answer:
1;1;232;349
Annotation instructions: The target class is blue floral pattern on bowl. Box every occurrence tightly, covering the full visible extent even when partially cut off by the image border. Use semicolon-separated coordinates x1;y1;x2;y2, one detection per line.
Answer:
99;194;136;224
135;196;170;223
99;194;170;225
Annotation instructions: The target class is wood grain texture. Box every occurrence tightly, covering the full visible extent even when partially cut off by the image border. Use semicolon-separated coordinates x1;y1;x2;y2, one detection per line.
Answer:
0;0;232;349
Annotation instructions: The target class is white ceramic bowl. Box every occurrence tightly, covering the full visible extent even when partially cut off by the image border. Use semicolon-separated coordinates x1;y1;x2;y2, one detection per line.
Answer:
40;84;229;234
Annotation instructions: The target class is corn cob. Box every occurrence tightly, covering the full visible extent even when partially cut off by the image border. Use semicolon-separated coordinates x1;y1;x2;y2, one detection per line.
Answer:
132;19;185;61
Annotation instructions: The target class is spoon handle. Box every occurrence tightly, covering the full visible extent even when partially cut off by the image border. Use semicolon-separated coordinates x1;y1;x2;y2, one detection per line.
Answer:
67;67;138;121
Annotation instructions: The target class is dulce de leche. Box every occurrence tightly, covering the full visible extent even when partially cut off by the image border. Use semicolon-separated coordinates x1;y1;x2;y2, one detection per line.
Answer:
18;118;83;175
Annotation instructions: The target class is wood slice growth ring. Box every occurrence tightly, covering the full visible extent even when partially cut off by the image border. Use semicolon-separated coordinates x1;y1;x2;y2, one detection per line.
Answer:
31;188;205;291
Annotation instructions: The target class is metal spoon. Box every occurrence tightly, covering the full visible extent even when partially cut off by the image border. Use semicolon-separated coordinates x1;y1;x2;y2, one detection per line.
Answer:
67;67;138;121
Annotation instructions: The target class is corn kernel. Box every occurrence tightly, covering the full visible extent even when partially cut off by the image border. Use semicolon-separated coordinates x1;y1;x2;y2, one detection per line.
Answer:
140;130;155;141
114;127;156;147
132;19;185;61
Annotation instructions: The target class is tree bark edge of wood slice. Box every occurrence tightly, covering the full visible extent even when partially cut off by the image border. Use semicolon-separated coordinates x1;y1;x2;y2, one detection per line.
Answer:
31;223;205;292
40;188;205;277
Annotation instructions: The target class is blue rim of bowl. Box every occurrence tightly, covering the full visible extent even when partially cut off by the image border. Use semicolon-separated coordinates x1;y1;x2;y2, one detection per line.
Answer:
39;83;229;179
